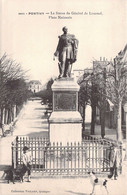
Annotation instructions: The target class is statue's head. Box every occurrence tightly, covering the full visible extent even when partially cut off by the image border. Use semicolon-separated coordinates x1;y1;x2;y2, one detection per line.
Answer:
62;26;68;34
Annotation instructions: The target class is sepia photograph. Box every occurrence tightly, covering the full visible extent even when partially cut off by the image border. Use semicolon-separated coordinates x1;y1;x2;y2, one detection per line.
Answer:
0;0;127;194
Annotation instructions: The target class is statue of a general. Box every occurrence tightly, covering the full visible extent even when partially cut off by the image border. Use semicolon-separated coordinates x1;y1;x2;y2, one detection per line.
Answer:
54;27;79;78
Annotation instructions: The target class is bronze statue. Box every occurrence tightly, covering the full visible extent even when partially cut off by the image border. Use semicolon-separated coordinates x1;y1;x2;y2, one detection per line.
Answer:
54;27;78;78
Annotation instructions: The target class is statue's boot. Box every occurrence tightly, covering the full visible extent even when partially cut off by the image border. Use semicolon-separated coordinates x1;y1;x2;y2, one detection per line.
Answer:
58;74;63;78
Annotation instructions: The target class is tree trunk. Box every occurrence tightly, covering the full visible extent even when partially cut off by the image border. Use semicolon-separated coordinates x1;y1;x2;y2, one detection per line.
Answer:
2;108;5;124
91;103;96;135
7;108;11;124
11;106;14;122
0;108;5;136
16;105;19;116
116;101;122;142
100;108;105;138
0;108;3;124
4;108;8;124
14;105;16;119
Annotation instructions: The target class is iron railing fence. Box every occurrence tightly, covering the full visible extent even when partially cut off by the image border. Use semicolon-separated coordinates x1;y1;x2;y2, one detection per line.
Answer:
12;136;122;176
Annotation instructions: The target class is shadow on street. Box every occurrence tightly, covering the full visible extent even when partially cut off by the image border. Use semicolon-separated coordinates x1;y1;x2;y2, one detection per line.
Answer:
66;191;89;195
27;131;49;138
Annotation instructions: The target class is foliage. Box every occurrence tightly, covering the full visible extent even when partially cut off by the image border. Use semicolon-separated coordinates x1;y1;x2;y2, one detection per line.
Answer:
78;82;90;107
35;78;54;104
0;53;29;126
5;79;30;107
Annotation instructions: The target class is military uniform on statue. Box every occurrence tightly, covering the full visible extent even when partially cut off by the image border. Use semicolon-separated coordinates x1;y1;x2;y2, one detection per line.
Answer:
54;26;78;78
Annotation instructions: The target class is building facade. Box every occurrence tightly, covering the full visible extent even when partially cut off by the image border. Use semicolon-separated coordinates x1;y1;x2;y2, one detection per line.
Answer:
28;80;42;93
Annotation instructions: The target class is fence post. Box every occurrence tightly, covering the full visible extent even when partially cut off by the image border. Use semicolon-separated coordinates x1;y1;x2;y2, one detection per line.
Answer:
16;136;18;167
11;142;14;168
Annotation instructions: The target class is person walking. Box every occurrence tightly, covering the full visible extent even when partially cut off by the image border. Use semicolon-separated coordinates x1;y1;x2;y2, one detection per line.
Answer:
22;146;32;182
108;143;119;180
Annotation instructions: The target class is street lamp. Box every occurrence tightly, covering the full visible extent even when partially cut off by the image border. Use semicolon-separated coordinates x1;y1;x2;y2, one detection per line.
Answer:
123;101;127;160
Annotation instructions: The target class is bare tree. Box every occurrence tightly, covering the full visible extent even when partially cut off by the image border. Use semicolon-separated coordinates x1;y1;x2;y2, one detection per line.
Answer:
0;54;29;136
78;79;91;135
105;45;127;141
92;45;127;141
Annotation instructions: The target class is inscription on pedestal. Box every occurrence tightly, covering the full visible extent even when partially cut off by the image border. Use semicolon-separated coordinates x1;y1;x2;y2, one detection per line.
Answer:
54;92;76;111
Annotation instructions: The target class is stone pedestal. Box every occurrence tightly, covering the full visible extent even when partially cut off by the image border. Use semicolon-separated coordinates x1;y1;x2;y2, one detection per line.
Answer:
49;78;82;145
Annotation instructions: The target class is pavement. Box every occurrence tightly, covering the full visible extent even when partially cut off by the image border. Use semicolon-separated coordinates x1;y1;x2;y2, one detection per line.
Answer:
0;100;49;166
0;100;127;195
0;173;127;195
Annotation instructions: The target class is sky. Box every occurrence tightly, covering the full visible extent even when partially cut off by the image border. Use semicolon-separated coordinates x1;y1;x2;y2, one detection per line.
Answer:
1;0;127;85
